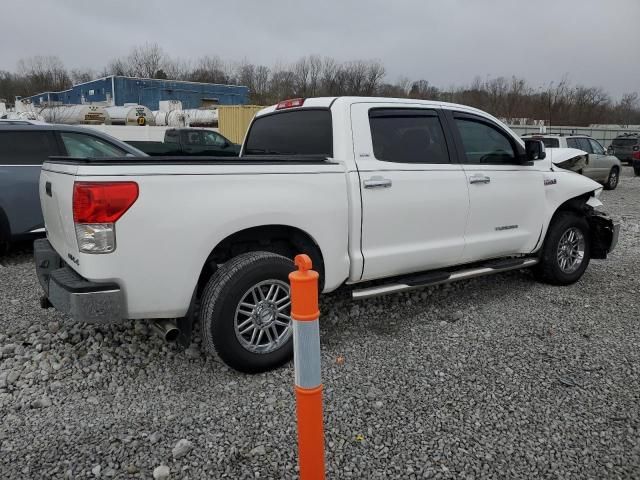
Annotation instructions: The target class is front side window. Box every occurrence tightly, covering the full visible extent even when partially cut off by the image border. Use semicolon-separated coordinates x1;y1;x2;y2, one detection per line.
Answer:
0;131;58;165
202;131;226;146
589;139;605;155
455;118;517;164
60;132;126;158
369;109;450;164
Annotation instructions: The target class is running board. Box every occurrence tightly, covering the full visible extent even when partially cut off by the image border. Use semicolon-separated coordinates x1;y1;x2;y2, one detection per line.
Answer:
352;258;539;300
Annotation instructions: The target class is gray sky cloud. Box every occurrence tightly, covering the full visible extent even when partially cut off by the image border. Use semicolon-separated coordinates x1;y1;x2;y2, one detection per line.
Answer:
2;0;638;97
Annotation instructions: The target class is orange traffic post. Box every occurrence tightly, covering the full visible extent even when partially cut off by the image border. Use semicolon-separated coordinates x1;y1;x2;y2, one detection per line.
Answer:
289;254;326;480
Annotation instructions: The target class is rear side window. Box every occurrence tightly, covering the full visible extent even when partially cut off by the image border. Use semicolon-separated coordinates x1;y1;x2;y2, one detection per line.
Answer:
60;132;126;158
454;118;517;164
566;138;579;149
369;109;450;164
0;131;58;165
244;110;332;156
572;137;593;153
183;130;203;145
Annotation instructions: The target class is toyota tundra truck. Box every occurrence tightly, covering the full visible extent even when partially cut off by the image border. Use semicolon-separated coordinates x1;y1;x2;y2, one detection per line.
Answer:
34;97;619;373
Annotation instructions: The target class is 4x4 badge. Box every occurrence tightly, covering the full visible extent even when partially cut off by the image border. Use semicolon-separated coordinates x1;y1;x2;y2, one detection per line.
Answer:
544;178;557;186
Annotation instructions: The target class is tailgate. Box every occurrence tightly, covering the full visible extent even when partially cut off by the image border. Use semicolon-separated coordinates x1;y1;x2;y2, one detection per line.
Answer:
40;162;80;263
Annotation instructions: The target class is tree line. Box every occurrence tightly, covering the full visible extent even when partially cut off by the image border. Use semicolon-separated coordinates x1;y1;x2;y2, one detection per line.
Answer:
1;43;639;126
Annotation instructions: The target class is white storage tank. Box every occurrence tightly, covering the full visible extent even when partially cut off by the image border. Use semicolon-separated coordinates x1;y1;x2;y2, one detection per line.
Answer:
158;100;183;112
41;105;110;125
105;105;156;126
153;109;188;127
184;109;218;127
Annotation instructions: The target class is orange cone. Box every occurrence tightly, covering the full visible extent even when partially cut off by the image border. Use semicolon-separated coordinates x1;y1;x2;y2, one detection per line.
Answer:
289;254;325;480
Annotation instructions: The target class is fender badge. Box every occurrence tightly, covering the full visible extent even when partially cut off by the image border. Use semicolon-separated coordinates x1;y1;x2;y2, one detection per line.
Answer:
544;178;557;186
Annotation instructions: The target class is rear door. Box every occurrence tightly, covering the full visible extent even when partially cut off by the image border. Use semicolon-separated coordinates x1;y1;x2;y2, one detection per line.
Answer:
446;110;545;262
588;138;612;180
568;137;604;180
351;103;469;281
0;130;60;236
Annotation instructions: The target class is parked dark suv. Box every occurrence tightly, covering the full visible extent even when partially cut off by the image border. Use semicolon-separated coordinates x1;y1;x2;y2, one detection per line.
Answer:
0;124;146;252
609;132;640;165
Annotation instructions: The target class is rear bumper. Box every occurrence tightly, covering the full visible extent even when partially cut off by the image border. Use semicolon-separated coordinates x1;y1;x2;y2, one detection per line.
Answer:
34;238;125;324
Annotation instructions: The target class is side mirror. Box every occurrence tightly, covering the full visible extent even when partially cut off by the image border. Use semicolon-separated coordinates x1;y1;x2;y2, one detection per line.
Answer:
607;146;614;155
524;139;546;161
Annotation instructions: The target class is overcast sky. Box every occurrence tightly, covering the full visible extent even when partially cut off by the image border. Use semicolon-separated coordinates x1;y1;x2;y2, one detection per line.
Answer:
2;0;638;98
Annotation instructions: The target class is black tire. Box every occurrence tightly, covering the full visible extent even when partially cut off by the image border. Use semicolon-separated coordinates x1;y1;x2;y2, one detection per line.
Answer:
534;212;591;286
200;252;294;373
634;167;640;177
603;167;619;190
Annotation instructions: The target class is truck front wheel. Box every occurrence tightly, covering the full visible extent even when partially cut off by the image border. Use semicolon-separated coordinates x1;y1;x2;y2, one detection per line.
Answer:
534;212;591;285
200;252;294;373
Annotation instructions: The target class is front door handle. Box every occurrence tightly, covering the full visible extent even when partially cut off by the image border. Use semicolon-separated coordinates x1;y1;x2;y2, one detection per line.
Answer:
363;176;392;189
469;174;491;185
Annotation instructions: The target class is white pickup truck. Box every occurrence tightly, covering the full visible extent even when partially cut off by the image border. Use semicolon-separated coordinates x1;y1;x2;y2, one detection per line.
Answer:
35;97;619;373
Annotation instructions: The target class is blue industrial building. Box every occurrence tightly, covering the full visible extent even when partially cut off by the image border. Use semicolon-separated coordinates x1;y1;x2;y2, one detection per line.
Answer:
22;75;249;109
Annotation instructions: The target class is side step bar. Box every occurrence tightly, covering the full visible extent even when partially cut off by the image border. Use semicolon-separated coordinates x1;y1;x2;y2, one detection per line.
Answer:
352;258;539;300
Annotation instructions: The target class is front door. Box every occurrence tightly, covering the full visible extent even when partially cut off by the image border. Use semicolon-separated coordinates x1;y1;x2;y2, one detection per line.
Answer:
351;103;470;281
446;111;546;262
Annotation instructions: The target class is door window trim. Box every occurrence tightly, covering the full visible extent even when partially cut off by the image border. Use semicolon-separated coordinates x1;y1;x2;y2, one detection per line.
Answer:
444;110;526;166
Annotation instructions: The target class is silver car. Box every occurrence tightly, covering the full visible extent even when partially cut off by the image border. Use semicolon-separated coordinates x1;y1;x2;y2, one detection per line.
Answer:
522;134;622;190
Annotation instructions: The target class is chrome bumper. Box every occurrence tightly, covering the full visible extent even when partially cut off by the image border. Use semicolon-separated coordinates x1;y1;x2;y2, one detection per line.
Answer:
34;239;125;324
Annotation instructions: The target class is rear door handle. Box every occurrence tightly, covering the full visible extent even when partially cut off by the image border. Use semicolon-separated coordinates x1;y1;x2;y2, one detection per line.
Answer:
469;174;491;184
363;176;392;189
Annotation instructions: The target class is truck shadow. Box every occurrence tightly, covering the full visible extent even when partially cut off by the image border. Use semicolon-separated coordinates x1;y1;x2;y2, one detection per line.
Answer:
0;239;37;266
318;269;538;345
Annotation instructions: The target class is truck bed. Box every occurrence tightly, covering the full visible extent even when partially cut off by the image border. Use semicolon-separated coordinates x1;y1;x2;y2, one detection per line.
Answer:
40;154;352;319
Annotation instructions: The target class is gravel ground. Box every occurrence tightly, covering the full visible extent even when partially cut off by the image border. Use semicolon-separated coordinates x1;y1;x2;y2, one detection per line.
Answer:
1;168;639;479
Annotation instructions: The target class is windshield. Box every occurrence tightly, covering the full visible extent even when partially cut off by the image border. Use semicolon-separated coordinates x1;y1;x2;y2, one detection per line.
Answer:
244;109;332;156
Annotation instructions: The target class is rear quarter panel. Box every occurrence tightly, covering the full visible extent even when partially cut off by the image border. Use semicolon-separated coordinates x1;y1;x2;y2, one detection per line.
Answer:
70;162;350;319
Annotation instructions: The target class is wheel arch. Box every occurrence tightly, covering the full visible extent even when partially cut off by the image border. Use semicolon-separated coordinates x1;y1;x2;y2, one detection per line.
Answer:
196;224;326;294
536;191;612;259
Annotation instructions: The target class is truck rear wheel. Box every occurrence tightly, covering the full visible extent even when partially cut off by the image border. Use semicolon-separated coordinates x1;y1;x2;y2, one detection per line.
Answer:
200;252;294;373
534;212;591;285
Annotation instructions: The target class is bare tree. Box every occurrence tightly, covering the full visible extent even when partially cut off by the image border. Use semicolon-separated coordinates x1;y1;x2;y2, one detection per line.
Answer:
17;56;71;93
70;68;96;84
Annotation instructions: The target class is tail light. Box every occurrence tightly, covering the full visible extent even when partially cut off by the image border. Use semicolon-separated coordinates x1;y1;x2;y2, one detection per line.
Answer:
276;98;305;110
633;151;640;160
72;182;138;253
